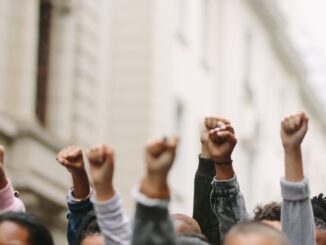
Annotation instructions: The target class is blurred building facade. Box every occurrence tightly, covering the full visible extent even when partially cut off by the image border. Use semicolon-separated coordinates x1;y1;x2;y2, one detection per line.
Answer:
1;0;326;243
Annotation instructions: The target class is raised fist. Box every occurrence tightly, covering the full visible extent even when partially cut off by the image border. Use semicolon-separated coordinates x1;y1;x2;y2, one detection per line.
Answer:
86;144;115;200
281;112;309;151
57;146;85;173
145;136;178;177
207;122;237;163
200;117;230;158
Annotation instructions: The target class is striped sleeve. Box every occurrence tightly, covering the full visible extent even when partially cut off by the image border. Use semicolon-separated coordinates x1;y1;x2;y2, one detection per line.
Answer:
91;192;131;245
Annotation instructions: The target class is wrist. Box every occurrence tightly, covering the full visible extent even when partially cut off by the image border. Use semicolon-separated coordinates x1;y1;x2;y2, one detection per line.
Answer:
283;146;301;155
95;186;115;202
215;162;234;180
201;145;210;159
140;176;170;199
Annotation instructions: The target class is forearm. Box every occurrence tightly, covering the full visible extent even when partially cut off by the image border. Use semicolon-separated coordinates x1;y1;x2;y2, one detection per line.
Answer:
71;170;90;199
193;156;219;244
284;148;304;182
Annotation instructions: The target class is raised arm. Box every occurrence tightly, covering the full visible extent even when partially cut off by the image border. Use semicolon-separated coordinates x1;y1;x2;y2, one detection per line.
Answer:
280;112;315;245
131;136;178;245
193;116;231;244
207;120;249;244
87;144;131;245
0;146;25;214
57;146;93;245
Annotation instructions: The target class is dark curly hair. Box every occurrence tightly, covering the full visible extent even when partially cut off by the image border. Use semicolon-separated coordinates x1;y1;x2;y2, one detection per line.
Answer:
75;210;101;244
252;202;281;222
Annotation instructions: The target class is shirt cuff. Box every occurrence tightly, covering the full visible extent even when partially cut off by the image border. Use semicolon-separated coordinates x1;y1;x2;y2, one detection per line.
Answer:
132;186;169;208
90;192;122;215
68;186;93;203
280;176;310;201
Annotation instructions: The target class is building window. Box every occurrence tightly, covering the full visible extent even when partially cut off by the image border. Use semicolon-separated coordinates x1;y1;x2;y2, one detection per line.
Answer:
36;0;53;126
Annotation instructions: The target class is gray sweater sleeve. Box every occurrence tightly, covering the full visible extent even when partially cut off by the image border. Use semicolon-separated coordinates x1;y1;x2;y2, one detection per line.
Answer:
281;177;315;245
210;176;250;244
91;193;131;245
131;190;176;245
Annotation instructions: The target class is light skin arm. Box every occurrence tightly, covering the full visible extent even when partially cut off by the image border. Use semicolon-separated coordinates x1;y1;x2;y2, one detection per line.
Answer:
86;144;115;201
57;146;90;199
280;112;308;182
140;137;178;199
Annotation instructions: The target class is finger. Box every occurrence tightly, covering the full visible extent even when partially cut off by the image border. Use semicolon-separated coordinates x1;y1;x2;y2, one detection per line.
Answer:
166;136;178;154
58;157;70;167
288;116;296;132
283;117;291;133
146;139;166;156
217;131;237;145
67;147;82;159
223;125;235;134
103;145;114;162
205;117;230;129
217;121;226;130
209;129;226;144
293;114;301;130
87;145;104;164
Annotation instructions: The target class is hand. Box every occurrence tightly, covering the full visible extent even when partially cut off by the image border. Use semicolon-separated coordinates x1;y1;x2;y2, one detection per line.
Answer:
281;112;309;152
0;146;7;189
86;144;115;201
200;117;230;159
207;123;237;163
57;146;90;199
141;136;178;198
57;146;85;174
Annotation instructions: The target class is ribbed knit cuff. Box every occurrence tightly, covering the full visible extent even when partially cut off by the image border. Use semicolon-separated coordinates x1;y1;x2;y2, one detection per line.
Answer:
280;177;310;201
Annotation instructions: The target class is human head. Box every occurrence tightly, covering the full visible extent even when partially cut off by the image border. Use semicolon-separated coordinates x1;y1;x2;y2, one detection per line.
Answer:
0;212;54;245
252;202;281;230
172;213;209;244
76;210;104;245
224;222;288;245
312;194;326;245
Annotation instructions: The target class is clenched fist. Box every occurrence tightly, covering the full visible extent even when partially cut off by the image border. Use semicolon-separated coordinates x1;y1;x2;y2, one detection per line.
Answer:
141;136;178;199
207;122;237;163
86;144;115;201
281;112;309;152
57;146;85;173
201;117;230;159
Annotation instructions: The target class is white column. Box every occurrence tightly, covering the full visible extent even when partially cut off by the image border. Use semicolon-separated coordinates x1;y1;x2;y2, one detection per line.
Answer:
3;0;40;121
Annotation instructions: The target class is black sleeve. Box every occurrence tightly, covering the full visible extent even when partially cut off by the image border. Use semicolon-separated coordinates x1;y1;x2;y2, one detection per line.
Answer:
193;156;220;244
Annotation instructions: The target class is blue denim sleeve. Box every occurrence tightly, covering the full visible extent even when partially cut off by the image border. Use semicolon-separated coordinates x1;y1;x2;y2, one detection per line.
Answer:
210;176;249;244
66;196;94;245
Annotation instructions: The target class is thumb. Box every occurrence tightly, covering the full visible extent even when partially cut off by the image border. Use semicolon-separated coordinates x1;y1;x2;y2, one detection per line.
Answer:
217;131;237;145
